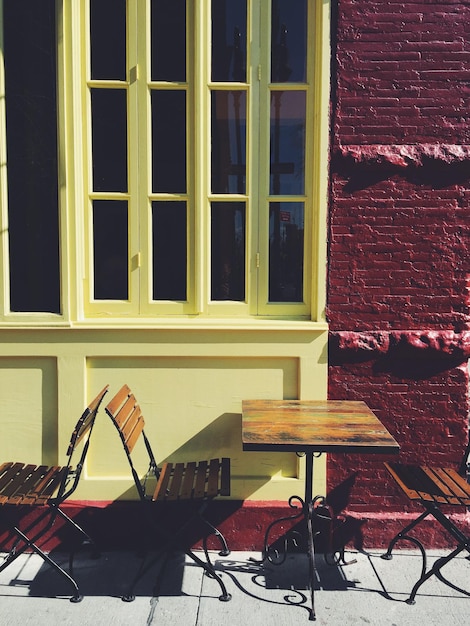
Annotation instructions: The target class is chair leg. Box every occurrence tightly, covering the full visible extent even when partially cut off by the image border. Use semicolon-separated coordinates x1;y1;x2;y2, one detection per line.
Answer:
54;506;98;553
381;509;431;560
0;507;63;575
201;515;231;565
122;549;156;602
407;544;467;604
184;546;232;601
121;506;232;603
122;543;232;603
3;525;82;602
0;505;96;602
382;504;470;604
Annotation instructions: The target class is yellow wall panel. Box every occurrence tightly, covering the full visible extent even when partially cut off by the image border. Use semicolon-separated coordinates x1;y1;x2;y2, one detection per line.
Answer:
87;356;301;500
0;358;57;465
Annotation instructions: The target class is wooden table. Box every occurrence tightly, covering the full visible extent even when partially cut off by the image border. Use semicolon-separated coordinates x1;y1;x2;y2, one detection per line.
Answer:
242;399;399;620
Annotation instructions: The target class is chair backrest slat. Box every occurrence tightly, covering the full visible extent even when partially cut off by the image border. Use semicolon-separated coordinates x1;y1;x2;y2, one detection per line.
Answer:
106;384;132;418
115;395;138;429
120;404;145;454
66;385;109;458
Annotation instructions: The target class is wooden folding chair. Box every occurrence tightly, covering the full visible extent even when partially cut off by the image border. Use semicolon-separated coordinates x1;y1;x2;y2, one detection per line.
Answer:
0;385;109;602
382;446;470;604
105;384;232;602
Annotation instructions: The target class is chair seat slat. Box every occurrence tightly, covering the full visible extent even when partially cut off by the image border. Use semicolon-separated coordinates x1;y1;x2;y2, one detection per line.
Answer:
421;466;461;504
153;462;172;501
0;462;21;492
207;459;220;498
433;467;470;504
181;462;197;498
220;458;231;496
194;461;208;499
6;465;53;504
167;463;185;500
0;464;43;502
34;467;68;505
384;463;422;500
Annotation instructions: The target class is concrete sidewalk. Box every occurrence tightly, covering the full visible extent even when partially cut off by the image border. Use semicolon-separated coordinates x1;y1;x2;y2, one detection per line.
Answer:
0;548;469;625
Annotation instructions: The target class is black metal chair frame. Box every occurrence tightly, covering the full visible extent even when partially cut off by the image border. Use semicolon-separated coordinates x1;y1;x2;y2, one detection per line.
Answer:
0;385;109;602
381;450;470;604
105;384;232;603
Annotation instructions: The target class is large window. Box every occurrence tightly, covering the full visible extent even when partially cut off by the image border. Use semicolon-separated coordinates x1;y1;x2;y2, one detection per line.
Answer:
85;0;317;318
2;0;60;314
1;0;326;321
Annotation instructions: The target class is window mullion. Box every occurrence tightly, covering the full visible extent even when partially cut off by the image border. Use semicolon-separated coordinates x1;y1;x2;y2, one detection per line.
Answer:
253;0;270;315
195;1;209;314
128;0;141;313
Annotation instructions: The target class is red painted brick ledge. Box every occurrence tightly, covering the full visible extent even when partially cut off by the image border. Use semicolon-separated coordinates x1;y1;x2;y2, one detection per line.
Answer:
336;144;470;167
330;330;470;359
2;500;469;554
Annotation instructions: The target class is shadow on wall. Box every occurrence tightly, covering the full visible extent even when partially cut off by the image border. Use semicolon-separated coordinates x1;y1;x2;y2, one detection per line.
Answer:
332;147;470;193
328;331;470;379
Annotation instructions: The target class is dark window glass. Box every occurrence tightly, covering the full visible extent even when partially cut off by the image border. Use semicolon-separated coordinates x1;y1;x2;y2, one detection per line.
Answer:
270;90;306;195
212;0;246;82
93;201;128;300
211;202;245;301
3;0;60;313
271;0;307;83
269;202;304;302
151;0;186;81
151;90;186;193
211;91;246;194
152;202;187;300
90;0;126;81
91;89;128;192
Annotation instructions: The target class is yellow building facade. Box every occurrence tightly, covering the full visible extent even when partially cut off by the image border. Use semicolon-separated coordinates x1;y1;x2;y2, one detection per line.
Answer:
0;1;330;504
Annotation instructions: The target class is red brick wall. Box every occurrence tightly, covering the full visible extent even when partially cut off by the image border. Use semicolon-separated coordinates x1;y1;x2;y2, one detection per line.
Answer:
327;0;470;546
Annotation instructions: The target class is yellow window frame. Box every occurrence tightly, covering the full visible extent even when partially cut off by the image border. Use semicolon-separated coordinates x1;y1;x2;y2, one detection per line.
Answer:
78;0;328;322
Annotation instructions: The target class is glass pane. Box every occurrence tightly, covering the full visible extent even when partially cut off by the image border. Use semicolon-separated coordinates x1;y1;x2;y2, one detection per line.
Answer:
93;201;128;300
211;202;245;301
90;0;126;80
151;0;186;81
270;91;306;195
4;0;60;313
212;0;247;82
271;0;307;83
91;89;128;192
211;91;246;194
151;90;186;193
152;202;187;300
269;202;304;302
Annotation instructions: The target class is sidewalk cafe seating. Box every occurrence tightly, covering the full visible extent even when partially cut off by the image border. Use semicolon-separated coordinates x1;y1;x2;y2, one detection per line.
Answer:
382;446;470;604
0;385;109;602
105;384;232;602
